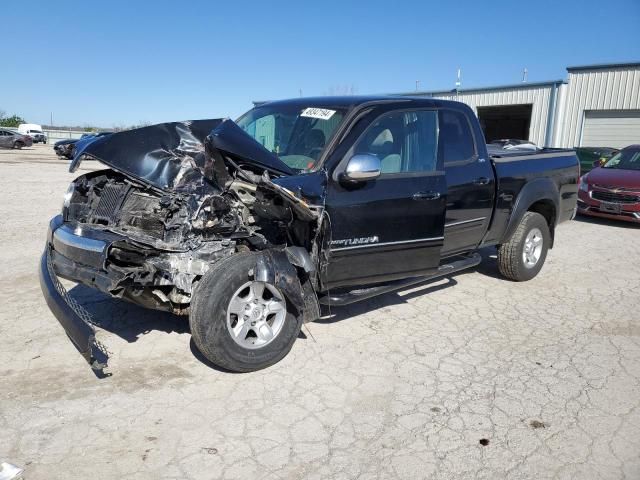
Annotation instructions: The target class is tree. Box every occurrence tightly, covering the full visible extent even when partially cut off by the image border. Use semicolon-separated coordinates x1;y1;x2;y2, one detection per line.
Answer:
0;113;26;128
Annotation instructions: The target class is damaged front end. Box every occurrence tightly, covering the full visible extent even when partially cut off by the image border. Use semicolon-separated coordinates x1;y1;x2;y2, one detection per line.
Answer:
40;119;325;371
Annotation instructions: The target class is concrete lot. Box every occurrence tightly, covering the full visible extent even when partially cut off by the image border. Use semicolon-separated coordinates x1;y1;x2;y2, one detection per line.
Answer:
1;145;639;480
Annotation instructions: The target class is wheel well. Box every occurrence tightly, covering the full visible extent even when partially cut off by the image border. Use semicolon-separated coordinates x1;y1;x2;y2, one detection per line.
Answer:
528;199;556;246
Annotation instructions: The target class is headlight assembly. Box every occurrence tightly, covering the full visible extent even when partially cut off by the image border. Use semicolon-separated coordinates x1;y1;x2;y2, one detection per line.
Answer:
579;176;589;192
62;182;75;211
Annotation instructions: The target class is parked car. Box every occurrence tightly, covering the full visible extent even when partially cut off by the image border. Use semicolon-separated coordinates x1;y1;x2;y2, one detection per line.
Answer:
575;146;619;174
0;128;33;149
54;132;111;159
577;144;640;223
18;123;47;144
53;138;78;158
39;97;579;373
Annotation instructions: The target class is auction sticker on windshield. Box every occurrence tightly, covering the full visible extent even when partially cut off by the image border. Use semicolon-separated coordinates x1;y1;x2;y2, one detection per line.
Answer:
301;108;336;120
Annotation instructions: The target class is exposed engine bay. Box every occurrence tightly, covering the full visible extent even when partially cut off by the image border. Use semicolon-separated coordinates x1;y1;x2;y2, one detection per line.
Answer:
59;119;326;315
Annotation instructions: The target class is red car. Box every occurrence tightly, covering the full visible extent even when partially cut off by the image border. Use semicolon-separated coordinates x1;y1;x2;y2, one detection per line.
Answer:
577;144;640;224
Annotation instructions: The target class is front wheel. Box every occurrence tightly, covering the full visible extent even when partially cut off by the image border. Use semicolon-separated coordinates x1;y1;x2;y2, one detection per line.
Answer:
497;211;550;281
13;141;24;150
190;252;303;372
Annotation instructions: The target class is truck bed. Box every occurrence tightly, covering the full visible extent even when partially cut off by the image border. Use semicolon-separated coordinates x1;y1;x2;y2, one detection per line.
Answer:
487;145;576;160
481;147;579;247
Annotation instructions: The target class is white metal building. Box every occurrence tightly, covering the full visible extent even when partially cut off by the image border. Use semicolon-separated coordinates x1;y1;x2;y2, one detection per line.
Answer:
556;63;640;148
401;62;640;149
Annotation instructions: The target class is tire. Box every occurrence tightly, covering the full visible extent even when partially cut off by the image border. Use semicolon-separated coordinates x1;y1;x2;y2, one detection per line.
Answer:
13;141;24;150
190;252;303;372
497;211;550;282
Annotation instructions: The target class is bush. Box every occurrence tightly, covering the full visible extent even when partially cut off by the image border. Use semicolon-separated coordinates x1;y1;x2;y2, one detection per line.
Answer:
0;114;26;128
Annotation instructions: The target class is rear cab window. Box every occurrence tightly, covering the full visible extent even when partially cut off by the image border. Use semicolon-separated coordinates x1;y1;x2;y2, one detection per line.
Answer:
438;109;477;165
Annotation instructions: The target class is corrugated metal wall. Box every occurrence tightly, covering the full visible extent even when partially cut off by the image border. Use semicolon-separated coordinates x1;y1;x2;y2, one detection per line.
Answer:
557;65;640;147
421;84;554;146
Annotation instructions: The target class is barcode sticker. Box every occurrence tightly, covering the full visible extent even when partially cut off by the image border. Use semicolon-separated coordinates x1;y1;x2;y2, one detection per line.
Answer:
300;108;336;120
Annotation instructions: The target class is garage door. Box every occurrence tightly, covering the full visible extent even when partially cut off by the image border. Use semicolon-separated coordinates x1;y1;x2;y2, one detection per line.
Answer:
581;110;640;149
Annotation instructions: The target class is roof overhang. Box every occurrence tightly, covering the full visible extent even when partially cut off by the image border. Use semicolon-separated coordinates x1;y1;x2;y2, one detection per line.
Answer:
394;80;566;97
567;61;640;72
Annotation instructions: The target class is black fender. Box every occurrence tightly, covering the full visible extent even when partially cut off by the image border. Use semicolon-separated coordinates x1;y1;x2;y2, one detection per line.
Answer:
254;249;320;323
502;177;560;246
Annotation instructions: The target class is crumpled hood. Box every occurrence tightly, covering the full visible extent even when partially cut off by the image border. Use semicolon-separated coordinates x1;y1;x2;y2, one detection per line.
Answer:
70;119;294;191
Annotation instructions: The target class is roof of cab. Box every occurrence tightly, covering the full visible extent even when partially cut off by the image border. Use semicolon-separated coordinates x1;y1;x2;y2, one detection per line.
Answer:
254;95;466;111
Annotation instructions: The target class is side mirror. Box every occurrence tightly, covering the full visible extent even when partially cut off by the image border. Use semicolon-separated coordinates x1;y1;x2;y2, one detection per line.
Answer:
343;154;381;182
592;158;606;168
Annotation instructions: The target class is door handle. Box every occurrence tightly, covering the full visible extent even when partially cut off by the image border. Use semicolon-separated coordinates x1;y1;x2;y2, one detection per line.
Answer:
412;191;441;201
473;177;491;185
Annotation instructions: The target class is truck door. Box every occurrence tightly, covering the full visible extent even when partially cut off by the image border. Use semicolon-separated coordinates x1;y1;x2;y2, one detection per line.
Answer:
324;109;446;289
439;108;496;256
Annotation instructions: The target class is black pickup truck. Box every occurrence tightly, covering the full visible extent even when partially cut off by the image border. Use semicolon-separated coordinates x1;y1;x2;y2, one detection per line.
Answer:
40;96;579;373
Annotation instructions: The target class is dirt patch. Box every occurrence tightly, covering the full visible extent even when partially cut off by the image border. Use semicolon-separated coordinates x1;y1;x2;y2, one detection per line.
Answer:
529;420;547;429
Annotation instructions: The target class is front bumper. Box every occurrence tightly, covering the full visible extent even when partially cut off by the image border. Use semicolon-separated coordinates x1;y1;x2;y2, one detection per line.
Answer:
577;190;640;224
39;215;123;373
40;248;108;372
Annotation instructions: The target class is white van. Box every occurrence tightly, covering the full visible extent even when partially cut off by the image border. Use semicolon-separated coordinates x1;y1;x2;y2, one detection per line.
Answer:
18;123;47;144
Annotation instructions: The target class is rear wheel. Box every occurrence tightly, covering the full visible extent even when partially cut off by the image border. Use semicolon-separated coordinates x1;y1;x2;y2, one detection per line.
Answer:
498;211;550;281
190;253;303;372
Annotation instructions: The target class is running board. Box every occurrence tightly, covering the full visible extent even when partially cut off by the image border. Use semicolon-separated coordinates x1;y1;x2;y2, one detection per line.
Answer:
318;253;482;307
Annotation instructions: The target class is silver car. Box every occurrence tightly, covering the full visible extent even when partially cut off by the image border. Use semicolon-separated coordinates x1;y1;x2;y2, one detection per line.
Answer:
0;129;33;149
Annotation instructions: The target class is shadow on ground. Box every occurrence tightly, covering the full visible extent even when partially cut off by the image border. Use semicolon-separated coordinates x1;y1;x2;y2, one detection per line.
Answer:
68;284;189;343
65;249;503;371
68;248;505;338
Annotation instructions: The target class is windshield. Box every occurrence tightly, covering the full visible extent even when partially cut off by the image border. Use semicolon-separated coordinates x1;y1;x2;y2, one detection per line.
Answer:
603;147;640;171
236;105;346;171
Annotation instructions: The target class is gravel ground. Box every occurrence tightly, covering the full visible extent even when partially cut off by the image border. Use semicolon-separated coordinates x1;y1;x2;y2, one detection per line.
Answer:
1;145;639;480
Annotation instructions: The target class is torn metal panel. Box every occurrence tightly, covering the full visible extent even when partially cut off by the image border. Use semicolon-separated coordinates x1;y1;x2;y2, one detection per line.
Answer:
256;172;318;223
254;249;305;314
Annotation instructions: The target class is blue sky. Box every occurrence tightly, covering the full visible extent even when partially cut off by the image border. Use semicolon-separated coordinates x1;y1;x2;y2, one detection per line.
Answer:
3;0;639;127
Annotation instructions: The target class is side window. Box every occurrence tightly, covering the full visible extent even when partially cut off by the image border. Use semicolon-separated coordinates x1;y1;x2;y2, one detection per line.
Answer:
438;110;475;164
355;110;438;174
